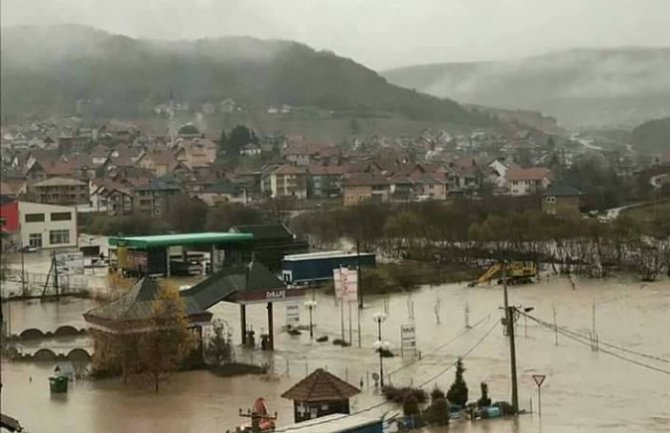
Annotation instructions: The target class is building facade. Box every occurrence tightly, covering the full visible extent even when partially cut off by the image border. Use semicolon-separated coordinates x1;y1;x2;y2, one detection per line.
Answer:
31;177;89;206
17;201;78;249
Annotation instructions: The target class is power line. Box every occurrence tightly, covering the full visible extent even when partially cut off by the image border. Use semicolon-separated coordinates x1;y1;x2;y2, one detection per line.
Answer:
519;311;670;376
273;315;500;433
417;320;500;389
388;312;492;376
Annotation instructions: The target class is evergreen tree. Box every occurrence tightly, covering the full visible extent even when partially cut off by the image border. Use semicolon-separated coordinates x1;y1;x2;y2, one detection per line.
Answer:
477;382;492;407
446;357;468;406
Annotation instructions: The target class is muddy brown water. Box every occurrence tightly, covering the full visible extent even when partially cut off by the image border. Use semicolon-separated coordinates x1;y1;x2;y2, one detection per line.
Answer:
2;275;669;433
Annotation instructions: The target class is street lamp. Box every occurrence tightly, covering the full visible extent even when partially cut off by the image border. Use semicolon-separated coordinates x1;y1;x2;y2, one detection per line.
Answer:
372;312;387;387
304;300;317;339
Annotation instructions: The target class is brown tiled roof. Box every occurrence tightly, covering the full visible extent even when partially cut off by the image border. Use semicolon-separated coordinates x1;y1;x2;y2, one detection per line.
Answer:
281;368;360;402
506;167;552;182
344;173;389;187
274;164;307;175
308;164;347;176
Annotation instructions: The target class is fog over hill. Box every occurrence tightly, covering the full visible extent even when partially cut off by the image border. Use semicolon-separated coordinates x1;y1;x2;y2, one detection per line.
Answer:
383;48;670;128
0;24;484;125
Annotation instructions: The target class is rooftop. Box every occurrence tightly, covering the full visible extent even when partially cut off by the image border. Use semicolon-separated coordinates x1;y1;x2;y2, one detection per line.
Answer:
281;368;360;402
506;167;552;182
275;413;380;433
33;176;87;187
108;232;253;248
542;183;583;197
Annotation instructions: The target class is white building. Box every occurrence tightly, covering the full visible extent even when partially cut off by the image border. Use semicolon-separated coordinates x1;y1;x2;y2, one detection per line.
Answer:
505;167;552;196
18;201;78;249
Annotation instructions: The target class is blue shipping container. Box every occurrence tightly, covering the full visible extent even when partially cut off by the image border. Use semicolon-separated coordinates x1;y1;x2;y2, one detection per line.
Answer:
281;251;376;284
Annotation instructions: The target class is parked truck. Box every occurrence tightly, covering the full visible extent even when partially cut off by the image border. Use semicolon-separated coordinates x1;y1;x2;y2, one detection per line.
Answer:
281;251;376;285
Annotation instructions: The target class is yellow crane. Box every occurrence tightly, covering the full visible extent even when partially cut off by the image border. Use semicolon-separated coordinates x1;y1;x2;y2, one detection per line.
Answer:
468;261;537;287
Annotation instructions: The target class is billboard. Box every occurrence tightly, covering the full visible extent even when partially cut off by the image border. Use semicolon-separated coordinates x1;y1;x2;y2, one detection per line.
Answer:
55;252;84;275
333;267;358;302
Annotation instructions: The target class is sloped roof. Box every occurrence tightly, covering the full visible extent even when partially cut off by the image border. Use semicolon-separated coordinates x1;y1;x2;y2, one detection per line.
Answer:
281;368;360;402
542;183;583;197
83;277;208;327
134;178;181;192
274;164;308;175
506;167;552;182
181;261;284;310
33;177;87;187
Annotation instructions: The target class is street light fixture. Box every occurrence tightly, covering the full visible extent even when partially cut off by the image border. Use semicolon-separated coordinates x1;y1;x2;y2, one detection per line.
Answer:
372;312;387;387
304;300;317;339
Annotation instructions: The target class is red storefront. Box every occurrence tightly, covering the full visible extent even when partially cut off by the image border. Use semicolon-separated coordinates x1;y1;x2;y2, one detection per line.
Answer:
0;198;20;234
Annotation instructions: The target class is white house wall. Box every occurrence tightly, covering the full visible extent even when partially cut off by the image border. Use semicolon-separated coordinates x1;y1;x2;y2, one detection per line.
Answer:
18;201;78;249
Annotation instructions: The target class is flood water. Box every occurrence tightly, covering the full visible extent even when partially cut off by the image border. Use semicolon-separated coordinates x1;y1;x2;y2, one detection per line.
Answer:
2;275;670;433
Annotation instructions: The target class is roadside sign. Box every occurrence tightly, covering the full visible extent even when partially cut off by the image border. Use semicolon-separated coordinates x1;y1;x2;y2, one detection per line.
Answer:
532;374;546;387
400;323;417;357
286;304;300;325
333;267;358;302
55;252;84;275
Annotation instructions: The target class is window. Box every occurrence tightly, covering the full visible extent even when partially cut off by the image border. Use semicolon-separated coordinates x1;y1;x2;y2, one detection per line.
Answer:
29;233;42;248
25;213;45;223
49;229;70;245
51;212;72;221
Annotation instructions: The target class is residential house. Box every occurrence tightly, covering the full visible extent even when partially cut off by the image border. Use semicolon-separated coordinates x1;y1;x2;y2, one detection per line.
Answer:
261;164;308;199
90;180;134;215
197;179;247;206
30;177;90;206
240;142;262;156
133;178;181;216
541;184;583;215
282;143;340;166
412;174;448;201
136;150;187;177
174;138;217;169
343;174;390;206
506;167;552;196
307;165;346;198
0;179;28;198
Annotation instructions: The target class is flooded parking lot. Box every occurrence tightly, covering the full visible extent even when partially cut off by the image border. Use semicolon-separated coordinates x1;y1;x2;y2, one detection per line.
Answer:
2;275;669;432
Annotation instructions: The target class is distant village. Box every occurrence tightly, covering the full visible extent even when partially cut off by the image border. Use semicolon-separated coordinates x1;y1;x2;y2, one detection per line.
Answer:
1;106;670;251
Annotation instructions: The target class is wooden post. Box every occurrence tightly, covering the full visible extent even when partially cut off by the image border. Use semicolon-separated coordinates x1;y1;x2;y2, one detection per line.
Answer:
240;304;247;345
267;302;274;351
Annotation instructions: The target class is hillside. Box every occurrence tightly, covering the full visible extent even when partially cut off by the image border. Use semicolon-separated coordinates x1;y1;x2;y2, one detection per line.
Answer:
631;117;670;153
383;48;670;128
0;25;482;125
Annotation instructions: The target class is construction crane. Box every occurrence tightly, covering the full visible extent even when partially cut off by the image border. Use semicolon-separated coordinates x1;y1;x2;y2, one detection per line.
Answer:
468;261;537;287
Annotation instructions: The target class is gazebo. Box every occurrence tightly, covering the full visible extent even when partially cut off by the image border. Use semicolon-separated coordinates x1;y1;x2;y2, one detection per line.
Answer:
83;277;213;365
281;368;360;423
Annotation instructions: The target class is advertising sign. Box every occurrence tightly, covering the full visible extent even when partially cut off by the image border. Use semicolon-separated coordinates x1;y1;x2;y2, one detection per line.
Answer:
55;252;84;275
400;323;417;356
333;267;358;302
286;304;300;325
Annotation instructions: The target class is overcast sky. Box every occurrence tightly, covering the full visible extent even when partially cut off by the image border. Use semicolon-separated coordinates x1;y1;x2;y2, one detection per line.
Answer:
2;0;669;70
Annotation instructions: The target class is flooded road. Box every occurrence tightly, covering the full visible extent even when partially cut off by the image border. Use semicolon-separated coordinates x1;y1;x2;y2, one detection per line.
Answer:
2;275;670;432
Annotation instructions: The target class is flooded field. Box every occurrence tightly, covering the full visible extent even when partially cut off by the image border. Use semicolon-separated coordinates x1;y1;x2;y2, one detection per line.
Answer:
2;275;670;433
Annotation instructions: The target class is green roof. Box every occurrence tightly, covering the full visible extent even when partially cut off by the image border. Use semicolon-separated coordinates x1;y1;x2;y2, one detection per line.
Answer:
109;232;253;248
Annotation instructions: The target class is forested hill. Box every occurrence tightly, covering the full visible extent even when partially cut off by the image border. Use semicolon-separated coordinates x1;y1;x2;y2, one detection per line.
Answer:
0;24;483;125
383;48;670;127
631;117;670;153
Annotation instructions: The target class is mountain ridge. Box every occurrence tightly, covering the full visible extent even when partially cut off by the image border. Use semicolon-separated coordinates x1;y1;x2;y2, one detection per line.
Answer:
0;24;484;125
382;47;670;128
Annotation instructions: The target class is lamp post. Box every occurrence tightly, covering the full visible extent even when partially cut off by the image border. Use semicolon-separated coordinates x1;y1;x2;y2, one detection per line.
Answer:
304;300;317;339
372;312;387;387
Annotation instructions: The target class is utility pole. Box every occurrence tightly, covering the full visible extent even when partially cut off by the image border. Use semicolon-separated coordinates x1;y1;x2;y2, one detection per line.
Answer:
356;235;363;309
20;247;26;297
502;262;519;414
